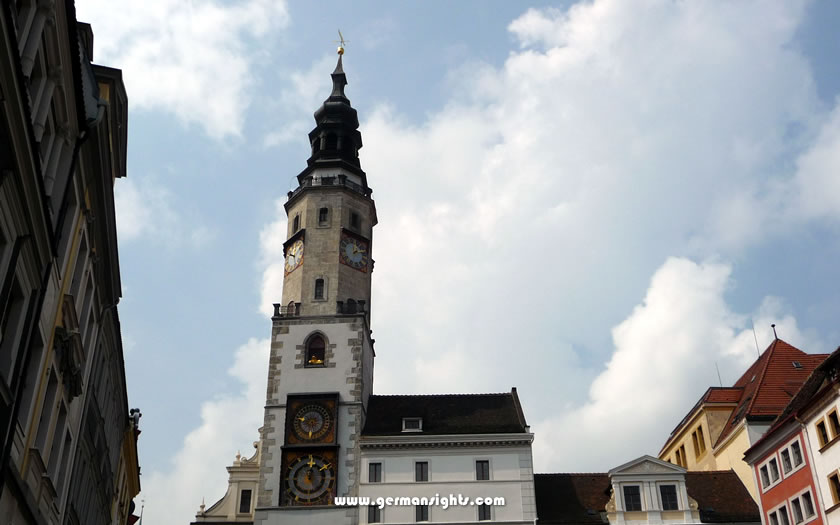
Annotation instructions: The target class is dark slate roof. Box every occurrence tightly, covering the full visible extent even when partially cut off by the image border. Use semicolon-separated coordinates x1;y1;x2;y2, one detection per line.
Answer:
361;390;528;436
535;471;759;524
685;471;761;523
534;473;610;524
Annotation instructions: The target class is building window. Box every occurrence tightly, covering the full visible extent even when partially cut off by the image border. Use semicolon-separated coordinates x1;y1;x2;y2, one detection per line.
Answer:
369;462;382;483
239;489;252;513
679;444;687;467
623;485;642;511
781;449;793;474
318;207;329;226
760;465;770;488
769;458;780;482
829;472;840;505
692;428;705;458
476;460;490;481
416;504;429;522
292;214;300;232
478;503;491;521
792;499;803;524
314;278;325;300
769;511;780;525
350;211;360;230
368;505;382;523
828;410;840;439
779;505;790;525
305;335;326;366
415;461;428;482
816;420;829;447
402;417;422;432
779;437;805;476
801;491;815;519
791;440;803;467
660;485;678;511
0;279;26;382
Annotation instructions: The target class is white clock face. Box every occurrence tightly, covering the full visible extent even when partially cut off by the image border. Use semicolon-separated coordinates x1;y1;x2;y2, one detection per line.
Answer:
285;240;304;274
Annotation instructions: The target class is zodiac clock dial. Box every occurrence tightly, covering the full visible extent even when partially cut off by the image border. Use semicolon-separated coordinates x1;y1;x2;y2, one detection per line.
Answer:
285;453;335;505
339;234;368;272
293;404;331;441
284;239;304;274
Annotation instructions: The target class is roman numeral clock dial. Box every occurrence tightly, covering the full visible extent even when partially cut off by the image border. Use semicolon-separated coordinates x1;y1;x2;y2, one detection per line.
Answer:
339;232;369;272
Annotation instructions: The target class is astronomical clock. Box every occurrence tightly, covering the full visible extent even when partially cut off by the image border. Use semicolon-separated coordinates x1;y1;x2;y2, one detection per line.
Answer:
281;394;339;506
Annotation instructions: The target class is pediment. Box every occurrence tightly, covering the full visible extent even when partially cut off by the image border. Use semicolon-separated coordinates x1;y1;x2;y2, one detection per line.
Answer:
609;455;685;476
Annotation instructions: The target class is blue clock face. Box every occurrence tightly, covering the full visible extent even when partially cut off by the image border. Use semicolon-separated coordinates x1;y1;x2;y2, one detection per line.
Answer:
339;235;368;271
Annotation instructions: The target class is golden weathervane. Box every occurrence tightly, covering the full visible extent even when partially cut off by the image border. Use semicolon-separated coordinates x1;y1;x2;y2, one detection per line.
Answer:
335;29;348;55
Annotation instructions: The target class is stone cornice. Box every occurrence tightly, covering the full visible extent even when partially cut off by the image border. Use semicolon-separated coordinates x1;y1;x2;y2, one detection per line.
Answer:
360;432;534;449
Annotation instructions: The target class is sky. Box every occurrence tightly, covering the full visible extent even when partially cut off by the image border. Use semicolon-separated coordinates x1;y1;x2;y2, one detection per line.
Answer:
73;1;840;523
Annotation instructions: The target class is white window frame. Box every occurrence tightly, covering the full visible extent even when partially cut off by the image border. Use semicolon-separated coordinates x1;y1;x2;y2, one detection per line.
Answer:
759;454;783;492
656;482;681;511
787;487;818;525
621;483;644;512
402;417;423;432
367;460;383;483
768;501;791;525
475;457;492;481
779;436;806;477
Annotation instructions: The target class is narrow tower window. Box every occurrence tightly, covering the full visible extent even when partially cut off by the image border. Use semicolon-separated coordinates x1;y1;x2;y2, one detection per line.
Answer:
350;211;360;230
314;278;325;300
306;335;326;366
292;214;300;232
318;207;329;226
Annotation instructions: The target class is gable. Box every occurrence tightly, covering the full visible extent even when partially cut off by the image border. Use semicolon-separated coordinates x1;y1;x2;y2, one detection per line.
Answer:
609;455;685;476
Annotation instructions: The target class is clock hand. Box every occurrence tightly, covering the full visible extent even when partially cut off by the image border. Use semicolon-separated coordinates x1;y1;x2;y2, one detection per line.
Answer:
307;455;315;467
309;430;312;438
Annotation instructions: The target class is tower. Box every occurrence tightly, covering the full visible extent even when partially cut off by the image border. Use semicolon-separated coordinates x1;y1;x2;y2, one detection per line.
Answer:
254;49;376;525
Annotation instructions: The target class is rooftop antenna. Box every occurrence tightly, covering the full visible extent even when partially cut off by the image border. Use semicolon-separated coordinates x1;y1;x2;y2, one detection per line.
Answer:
751;319;761;359
772;323;778;340
139;498;145;525
715;362;723;387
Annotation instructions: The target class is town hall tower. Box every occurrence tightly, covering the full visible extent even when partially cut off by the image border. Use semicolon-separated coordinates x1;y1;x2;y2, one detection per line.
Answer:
254;49;376;525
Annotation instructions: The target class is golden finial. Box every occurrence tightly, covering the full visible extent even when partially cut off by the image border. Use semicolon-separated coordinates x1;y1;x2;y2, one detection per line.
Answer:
335;29;348;55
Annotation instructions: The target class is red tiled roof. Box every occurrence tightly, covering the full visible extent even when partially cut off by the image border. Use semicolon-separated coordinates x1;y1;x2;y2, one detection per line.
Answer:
713;339;827;447
705;388;744;403
745;346;840;458
534;471;759;524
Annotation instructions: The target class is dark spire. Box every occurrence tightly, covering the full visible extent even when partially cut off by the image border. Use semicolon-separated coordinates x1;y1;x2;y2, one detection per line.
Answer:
330;55;347;98
300;51;365;183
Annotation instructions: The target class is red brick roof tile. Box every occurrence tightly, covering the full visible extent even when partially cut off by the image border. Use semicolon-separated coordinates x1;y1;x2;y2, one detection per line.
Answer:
714;340;827;447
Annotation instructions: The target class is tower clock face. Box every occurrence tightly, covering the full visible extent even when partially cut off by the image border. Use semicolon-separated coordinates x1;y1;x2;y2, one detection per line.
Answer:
293;404;332;441
285;453;336;505
284;239;304;274
339;234;368;272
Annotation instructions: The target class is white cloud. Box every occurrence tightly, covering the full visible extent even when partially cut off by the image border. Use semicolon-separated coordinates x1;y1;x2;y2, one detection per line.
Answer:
531;257;821;471
262;55;335;148
139;337;269;525
114;178;214;247
357;0;837;404
76;0;289;139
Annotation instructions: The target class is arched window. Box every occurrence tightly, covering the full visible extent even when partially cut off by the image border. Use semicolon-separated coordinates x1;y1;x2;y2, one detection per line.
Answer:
306;335;326;366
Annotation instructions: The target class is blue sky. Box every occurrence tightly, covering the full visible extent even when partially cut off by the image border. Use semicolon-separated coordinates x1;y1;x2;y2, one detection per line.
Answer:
76;1;840;523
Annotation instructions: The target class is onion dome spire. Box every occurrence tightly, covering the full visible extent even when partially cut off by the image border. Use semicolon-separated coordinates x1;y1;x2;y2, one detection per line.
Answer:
298;35;367;190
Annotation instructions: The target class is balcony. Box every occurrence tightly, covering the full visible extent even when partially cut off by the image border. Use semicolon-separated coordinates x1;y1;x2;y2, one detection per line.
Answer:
286;174;371;201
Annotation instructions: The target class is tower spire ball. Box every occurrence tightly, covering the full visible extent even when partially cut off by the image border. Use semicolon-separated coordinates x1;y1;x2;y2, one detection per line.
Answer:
335;29;348;55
